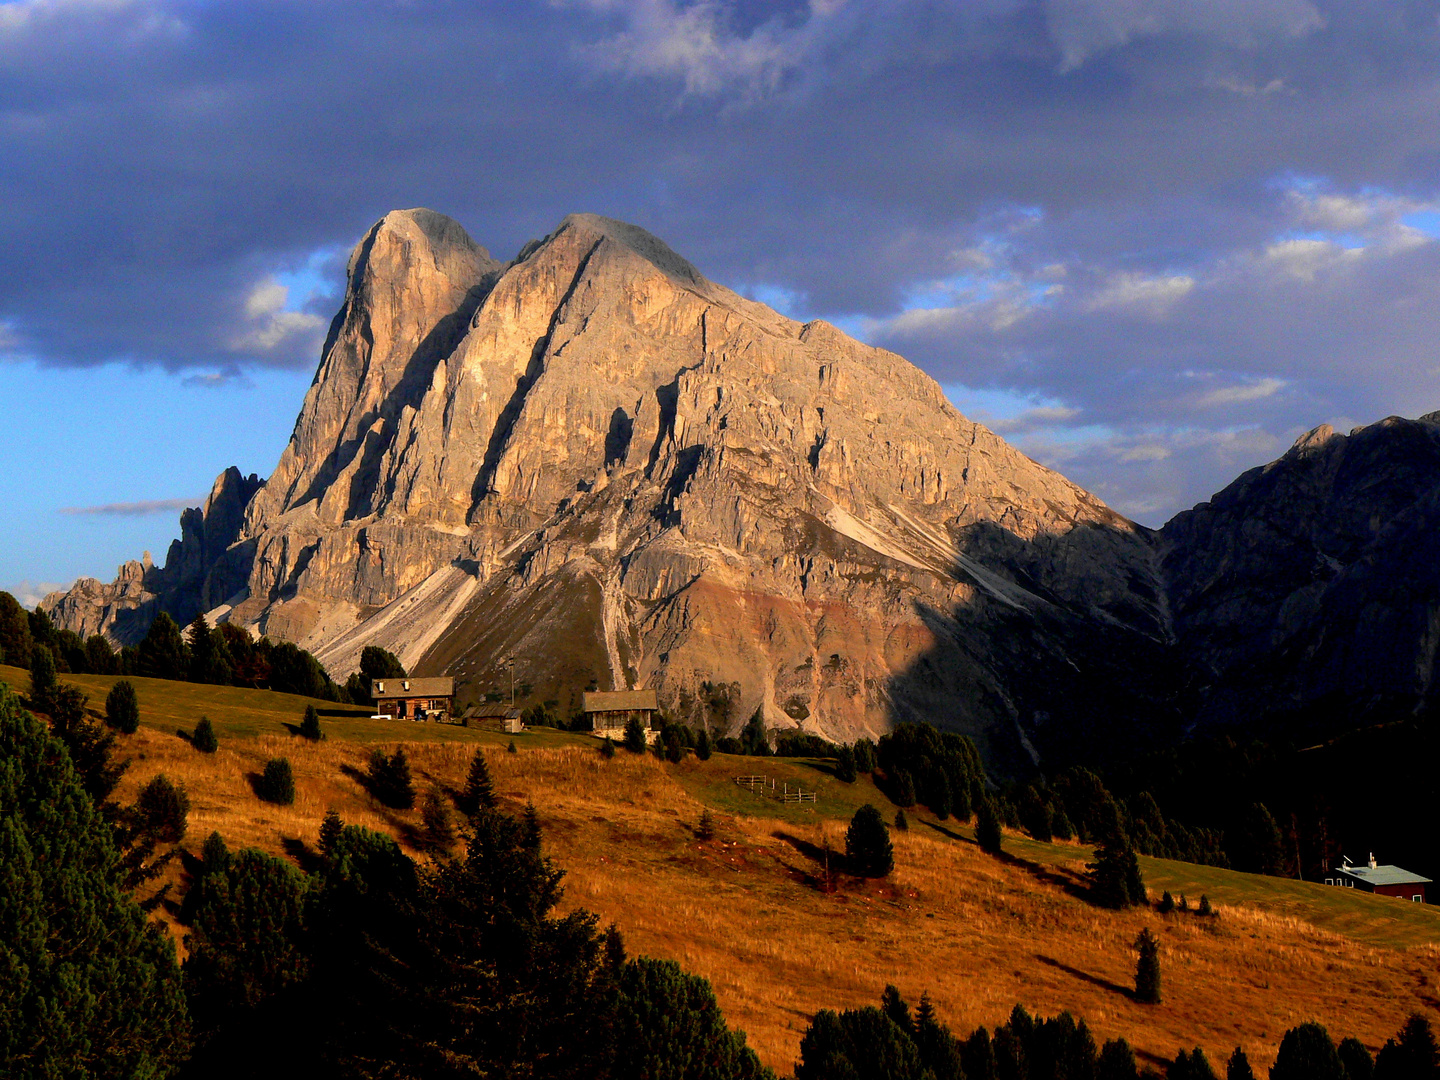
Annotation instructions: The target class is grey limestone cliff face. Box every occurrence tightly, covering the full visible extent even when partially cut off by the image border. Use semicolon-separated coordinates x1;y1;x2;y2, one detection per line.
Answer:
1159;413;1440;733
46;208;1169;761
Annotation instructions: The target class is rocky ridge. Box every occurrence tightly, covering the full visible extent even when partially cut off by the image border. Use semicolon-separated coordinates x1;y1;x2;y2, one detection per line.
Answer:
45;208;1171;762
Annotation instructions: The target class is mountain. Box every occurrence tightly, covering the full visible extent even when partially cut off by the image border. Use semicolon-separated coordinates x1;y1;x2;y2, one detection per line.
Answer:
43;208;1168;766
1159;413;1440;736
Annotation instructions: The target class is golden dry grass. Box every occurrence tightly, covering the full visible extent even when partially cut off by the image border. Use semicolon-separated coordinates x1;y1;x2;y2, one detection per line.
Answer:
107;724;1440;1076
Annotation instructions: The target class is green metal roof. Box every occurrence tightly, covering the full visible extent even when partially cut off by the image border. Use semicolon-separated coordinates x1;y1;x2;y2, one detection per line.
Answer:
1335;864;1432;886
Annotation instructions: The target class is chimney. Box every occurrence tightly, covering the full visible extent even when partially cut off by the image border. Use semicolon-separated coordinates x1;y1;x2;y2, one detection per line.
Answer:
1369;852;1377;869
377;681;385;693
403;680;410;691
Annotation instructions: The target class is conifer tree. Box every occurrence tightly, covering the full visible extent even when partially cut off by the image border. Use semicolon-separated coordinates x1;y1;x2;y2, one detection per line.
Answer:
1135;927;1161;1004
193;714;218;753
1099;1038;1140;1080
1225;1047;1256;1080
932;770;953;820
137;612;188;681
623;715;646;753
319;809;343;858
601;734;617;758
695;728;712;760
460;749;496;815
893;767;917;807
846;804;894;877
835;744;858;783
50;684;125;810
421;790;456;855
1197;894;1214;917
881;984;913;1035
915;993;964;1080
105;678;140;734
1271;1022;1344;1080
1375;1014;1439;1080
257;757;295;805
300;703;324;741
521;802;542;851
895;808;909;831
1089;835;1146;908
962;1027;999;1080
977;795;1004;855
697;809;716;841
1338;1037;1374;1080
0;589;34;667
0;687;189;1076
366;748;415;809
28;643;56;713
507;739;517;753
133;773;189;843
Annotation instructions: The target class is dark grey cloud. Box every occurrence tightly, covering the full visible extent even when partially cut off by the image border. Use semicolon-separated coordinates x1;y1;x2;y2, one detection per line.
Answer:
3;0;1439;523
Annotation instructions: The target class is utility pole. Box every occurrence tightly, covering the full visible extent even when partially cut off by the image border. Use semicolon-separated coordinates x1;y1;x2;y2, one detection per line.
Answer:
507;656;516;708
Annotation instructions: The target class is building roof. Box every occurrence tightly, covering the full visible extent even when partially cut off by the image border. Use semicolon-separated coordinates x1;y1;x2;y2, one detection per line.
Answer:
582;689;659;713
1335;863;1432;886
372;676;454;699
464;703;521;720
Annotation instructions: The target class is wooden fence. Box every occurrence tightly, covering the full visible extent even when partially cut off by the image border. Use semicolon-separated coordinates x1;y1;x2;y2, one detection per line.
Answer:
734;775;817;804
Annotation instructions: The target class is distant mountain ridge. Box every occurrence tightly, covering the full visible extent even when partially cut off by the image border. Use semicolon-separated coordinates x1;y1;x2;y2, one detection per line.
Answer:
43;208;1167;766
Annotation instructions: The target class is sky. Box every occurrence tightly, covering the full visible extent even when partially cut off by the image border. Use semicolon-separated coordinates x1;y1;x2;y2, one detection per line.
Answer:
4;0;1440;605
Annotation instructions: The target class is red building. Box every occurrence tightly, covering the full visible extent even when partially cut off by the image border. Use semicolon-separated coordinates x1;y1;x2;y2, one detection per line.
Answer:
1327;854;1429;902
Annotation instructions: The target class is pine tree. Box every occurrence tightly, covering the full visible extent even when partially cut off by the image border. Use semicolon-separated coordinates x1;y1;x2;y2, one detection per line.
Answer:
695;728;712;760
1225;1047;1256;1080
914;993;963;1080
0;589;34;667
1099;1038;1140;1080
977;795;1003;855
835;745;858;783
28;643;57;713
133;773;189;842
697;809;716;841
50;684;126;810
507;739;517;753
895;809;909;831
893;767;917;807
421;790;456;855
932;770;953;820
623;715;646;753
664;728;683;762
846;804;894;877
137;612;188;681
257;757;295;805
460;749;496;815
366;748;415;809
1338;1037;1374;1080
881;984;913;1035
0;686;189;1075
1134;927;1161;1004
104;678;140;734
601;735;617;758
521;802;541;851
1158;890;1176;913
1197;894;1214;917
300;703;324;741
319;808;343;857
1271;1022;1344;1080
193;714;218;752
1089;836;1146;908
1375;1014;1439;1080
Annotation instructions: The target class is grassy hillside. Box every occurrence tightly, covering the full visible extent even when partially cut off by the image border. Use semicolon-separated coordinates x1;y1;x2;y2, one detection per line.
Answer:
6;666;1438;1074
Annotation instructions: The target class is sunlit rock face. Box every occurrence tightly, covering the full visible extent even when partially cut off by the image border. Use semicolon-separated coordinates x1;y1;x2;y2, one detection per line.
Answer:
46;209;1169;765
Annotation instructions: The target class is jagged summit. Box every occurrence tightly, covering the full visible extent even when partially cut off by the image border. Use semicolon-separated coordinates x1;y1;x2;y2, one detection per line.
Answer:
43;208;1165;758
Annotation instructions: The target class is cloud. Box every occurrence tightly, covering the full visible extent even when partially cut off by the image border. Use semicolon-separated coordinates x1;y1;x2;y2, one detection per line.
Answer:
1084;271;1194;316
8;580;70;609
991;404;1082;434
57;497;198;516
226;278;326;358
1196;377;1286;407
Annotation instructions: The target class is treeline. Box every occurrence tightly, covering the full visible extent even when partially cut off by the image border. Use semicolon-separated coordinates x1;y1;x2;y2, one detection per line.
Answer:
0;590;405;705
797;984;1439;1080
1;685;775;1079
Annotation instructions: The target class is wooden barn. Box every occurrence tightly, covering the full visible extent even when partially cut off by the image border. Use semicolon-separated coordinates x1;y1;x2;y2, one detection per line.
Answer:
583;689;659;741
463;702;524;734
1327;854;1430;902
371;677;455;721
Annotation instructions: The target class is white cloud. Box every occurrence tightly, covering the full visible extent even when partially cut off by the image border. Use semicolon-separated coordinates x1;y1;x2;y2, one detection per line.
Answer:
9;579;70;609
991;404;1081;433
57;497;197;516
1196;376;1286;407
227;277;325;356
1261;237;1361;282
1084;271;1194;315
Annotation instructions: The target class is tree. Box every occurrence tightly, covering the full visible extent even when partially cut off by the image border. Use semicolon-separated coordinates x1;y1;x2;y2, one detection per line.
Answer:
895;809;909;831
137;612;188;681
612;957;776;1079
931;770;953;820
187;614;232;685
624;715;647;753
664;727;684;763
796;1006;927;1080
0;589;34;667
1376;1014;1439;1080
1225;1047;1255;1080
881;984;913;1035
1338;1037;1374;1080
28;643;56;713
977;795;1004;855
1170;1048;1218;1080
84;634;116;675
193;714;219;753
853;738;877;774
133;774;189;843
846;804;894;877
1231;802;1285;876
299;703;324;741
1134;927;1161;1003
459;749;496;816
256;757;295;805
49;683;126;810
105;679;140;733
507;739;517;753
366;748;415;809
601;735;617;758
695;728;712;760
697;809;716;841
0;686;189;1077
915;993;963;1080
421;791;456;855
739;708;771;756
1271;1022;1344;1080
319;809;344;857
1089;836;1147;908
835;745;858;783
892;768;917;808
360;645;407;681
1099;1038;1140;1080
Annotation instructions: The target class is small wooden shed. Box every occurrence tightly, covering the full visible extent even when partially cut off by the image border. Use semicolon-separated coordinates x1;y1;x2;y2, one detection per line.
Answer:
463;702;524;734
583;689;659;740
371;677;455;721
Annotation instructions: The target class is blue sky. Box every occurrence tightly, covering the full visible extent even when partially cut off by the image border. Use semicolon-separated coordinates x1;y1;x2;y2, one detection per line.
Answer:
4;0;1440;602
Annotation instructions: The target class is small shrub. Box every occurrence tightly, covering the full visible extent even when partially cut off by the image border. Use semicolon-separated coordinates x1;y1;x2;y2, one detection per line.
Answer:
105;679;140;734
1197;894;1213;917
507;740;518;754
365;748;414;810
696;809;715;841
256;757;295;805
1158;890;1175;914
894;809;909;831
192;715;218;753
299;704;323;741
976;796;1003;855
623;717;646;754
601;736;616;759
133;774;189;842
